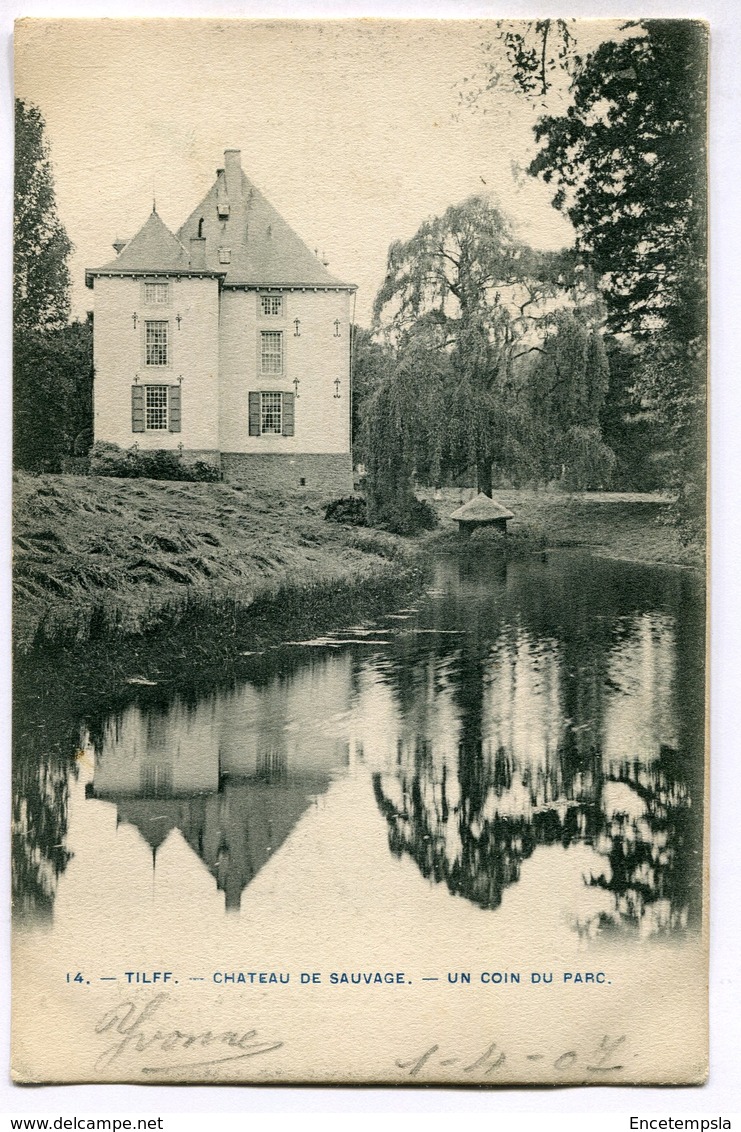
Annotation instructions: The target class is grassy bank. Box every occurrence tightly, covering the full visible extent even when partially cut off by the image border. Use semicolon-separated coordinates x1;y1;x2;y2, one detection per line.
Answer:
424;487;704;569
14;474;702;678
14;472;423;660
14;473;704;779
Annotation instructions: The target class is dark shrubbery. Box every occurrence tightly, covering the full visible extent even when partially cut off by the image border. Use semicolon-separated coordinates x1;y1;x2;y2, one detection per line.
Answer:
468;521;547;557
392;495;439;535
324;495;368;526
324;492;437;535
90;442;220;482
370;493;439;535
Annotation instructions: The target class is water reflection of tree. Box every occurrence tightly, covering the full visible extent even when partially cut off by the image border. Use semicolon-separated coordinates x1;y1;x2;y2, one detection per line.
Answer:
583;755;693;935
12;709;79;925
372;551;704;936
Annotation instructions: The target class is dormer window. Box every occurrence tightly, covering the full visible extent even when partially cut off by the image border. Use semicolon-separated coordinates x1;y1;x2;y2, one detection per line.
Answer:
261;294;283;317
145;282;169;304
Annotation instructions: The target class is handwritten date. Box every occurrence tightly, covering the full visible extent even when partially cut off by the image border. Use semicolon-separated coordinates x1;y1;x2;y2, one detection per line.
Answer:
395;1034;626;1079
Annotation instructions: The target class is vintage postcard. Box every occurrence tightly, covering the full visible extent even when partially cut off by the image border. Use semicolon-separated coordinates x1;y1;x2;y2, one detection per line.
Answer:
12;18;708;1085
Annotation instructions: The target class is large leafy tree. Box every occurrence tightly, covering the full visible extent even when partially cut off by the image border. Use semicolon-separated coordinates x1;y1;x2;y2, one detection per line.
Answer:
362;340;448;531
14;319;94;471
368;196;612;508
14;99;92;471
529;22;707;352
14;99;72;335
472;21;707;527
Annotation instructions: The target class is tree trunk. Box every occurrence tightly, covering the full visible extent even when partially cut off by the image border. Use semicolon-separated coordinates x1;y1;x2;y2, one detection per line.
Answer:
477;455;493;497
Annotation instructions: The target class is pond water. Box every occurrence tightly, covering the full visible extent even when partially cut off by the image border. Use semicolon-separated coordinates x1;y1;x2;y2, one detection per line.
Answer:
14;548;705;945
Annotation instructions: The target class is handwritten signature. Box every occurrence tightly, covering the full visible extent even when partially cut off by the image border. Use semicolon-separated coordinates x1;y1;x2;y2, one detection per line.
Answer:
93;993;283;1075
395;1034;627;1079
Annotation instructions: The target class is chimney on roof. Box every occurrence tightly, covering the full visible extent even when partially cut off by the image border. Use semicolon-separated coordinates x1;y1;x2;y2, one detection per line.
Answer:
216;167;230;219
190;237;207;269
224;149;242;202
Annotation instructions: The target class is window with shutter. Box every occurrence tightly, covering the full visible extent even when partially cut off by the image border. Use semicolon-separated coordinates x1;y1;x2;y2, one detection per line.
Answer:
248;392;296;437
131;385;145;432
282;392;295;436
133;385;181;432
168;384;182;433
248;392;261;436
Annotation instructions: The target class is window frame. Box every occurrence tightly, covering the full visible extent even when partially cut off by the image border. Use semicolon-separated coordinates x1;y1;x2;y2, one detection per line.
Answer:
260;390;283;435
144;319;170;368
144;384;169;431
141;279;172;306
260;329;284;375
258;292;286;319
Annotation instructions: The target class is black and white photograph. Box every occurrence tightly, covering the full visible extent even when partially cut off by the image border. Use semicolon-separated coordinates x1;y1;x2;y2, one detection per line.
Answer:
11;16;711;1088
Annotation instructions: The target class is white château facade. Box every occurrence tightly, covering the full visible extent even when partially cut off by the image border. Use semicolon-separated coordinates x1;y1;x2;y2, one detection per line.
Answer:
86;149;355;494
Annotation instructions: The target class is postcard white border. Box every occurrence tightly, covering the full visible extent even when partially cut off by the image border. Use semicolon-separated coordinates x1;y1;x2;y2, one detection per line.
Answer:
1;0;739;1121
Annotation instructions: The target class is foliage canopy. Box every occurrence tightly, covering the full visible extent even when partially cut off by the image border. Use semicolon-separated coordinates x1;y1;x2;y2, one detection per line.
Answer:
470;20;708;529
14;99;72;335
363;195;613;520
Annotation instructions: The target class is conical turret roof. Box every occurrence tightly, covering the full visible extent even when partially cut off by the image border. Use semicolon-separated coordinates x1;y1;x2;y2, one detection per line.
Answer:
450;493;514;523
85;209;226;286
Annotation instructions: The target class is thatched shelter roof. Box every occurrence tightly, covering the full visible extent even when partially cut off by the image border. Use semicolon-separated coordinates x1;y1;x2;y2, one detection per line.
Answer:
450;493;514;523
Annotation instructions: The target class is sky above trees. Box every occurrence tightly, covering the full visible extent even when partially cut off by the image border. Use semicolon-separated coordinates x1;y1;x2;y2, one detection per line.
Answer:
13;19;625;326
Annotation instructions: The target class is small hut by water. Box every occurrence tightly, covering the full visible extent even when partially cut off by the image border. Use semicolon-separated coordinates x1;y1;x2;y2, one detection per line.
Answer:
450;492;514;536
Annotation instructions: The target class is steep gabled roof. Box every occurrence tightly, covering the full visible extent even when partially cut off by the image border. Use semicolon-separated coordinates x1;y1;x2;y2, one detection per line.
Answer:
85;209;225;287
177;152;354;289
86;151;355;291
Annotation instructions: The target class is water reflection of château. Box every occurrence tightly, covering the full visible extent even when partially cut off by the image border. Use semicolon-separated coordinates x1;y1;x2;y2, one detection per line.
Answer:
13;550;704;936
87;656;352;911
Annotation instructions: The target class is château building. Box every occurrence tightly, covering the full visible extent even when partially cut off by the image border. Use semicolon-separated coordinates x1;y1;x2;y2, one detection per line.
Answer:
85;149;355;494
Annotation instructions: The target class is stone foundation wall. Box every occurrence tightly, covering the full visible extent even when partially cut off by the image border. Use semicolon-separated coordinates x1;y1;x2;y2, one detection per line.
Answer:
180;449;221;468
221;452;353;496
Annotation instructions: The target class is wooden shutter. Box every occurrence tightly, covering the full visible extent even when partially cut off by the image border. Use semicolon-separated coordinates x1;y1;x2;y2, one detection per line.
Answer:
168;384;182;432
282;392;295;437
248;392;261;436
131;384;145;433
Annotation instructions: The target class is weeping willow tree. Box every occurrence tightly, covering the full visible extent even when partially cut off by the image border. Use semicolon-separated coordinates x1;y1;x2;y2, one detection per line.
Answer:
363;342;448;531
525;309;615;488
366;195;613;511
